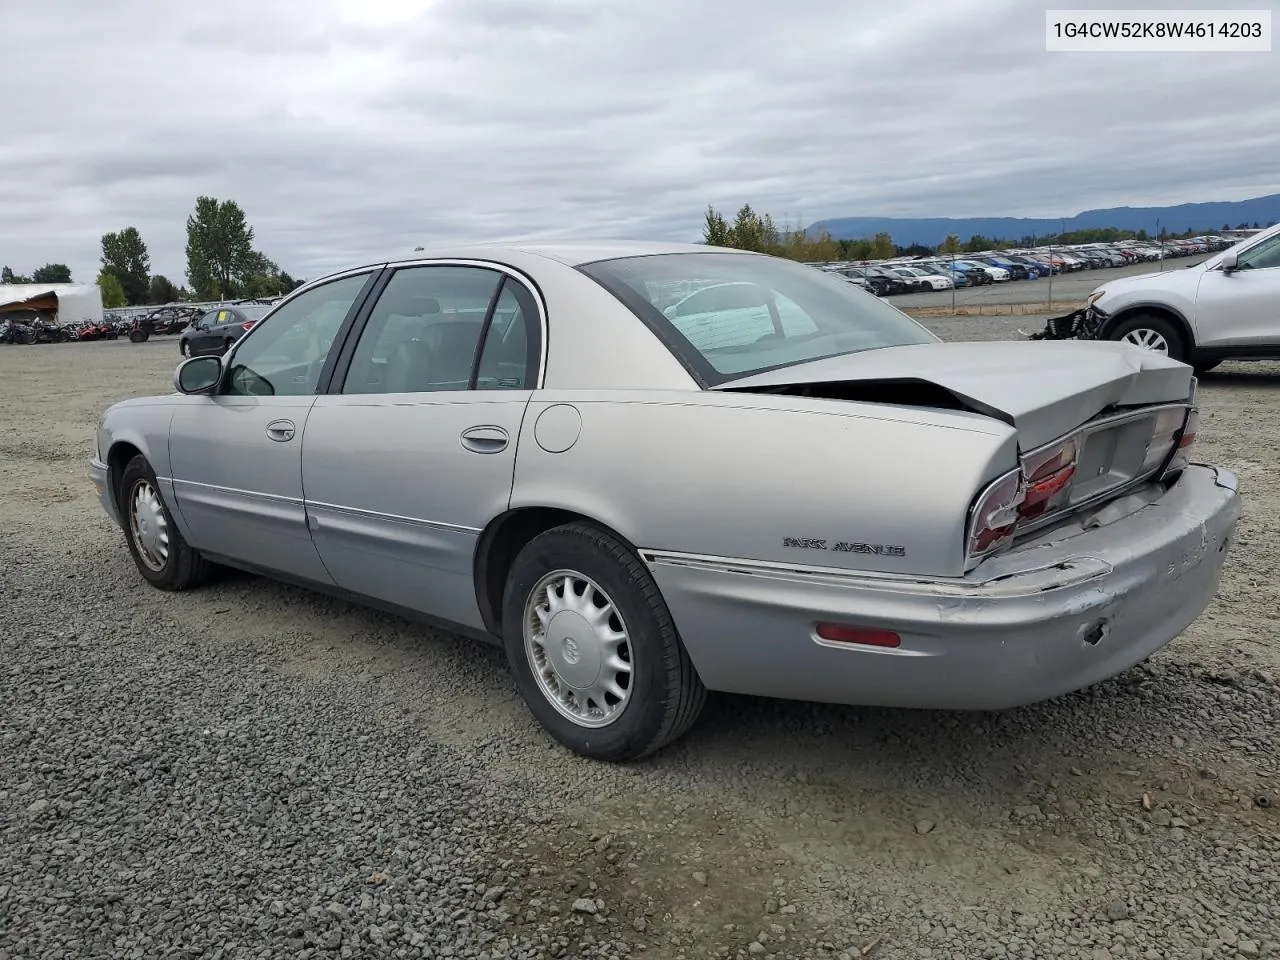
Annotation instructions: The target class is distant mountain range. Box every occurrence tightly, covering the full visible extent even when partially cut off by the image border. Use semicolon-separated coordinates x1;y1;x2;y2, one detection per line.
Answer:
806;194;1280;246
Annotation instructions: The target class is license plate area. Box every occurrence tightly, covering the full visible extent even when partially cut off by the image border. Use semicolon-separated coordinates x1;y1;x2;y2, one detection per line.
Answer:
1068;414;1159;505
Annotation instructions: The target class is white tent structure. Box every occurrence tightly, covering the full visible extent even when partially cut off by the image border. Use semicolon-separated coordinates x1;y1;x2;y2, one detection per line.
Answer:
0;283;104;324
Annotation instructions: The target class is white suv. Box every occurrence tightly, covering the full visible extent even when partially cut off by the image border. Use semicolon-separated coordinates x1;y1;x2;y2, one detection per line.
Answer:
1035;223;1280;374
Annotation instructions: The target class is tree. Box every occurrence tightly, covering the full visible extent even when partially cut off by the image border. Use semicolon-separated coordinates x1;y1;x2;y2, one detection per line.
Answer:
2;266;31;284
964;234;996;253
149;275;180;304
97;270;127;308
32;263;73;283
702;205;731;246
870;232;895;259
837;238;874;260
100;227;151;305
185;196;257;299
938;234;962;256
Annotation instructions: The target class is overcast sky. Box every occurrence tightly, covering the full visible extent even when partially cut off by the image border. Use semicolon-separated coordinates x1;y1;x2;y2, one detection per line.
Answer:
3;0;1277;285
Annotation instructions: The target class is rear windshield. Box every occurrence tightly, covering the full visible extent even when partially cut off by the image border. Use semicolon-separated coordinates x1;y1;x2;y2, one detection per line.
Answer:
578;252;936;386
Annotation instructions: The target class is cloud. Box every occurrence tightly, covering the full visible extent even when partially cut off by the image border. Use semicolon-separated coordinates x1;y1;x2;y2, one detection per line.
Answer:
2;0;1276;285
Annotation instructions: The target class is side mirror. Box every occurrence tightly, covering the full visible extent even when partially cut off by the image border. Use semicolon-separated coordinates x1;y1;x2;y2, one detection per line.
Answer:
175;355;222;394
1219;252;1238;273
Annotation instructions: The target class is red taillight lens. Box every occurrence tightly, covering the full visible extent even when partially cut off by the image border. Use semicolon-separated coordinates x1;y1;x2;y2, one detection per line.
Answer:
1018;438;1078;521
815;623;901;648
968;469;1023;559
241;321;257;331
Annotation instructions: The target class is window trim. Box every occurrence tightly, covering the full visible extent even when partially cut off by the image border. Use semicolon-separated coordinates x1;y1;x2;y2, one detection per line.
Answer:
325;259;548;396
217;267;383;398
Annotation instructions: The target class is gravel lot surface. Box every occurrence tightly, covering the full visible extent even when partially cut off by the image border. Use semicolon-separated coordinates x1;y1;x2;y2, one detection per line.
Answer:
3;328;1277;960
890;259;1196;310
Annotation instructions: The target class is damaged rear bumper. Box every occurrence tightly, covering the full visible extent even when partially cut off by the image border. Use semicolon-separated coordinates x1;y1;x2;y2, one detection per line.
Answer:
644;464;1241;711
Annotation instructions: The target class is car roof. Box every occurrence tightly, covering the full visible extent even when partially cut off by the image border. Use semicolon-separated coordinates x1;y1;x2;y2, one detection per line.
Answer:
366;239;741;271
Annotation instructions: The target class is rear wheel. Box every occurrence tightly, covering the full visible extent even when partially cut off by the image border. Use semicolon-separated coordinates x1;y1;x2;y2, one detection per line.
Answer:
501;523;706;761
1107;313;1188;363
179;339;190;357
118;455;214;590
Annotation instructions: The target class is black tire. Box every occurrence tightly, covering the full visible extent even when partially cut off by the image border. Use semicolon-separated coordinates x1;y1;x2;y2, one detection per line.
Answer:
128;328;149;343
117;455;214;591
223;338;234;355
1106;313;1189;363
179;339;190;357
501;523;706;761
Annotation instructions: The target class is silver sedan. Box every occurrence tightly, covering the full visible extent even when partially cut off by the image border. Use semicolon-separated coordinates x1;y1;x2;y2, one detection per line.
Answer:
89;241;1242;760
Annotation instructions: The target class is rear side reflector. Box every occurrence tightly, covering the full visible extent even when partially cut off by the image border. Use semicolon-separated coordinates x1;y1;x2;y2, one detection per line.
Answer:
815;623;902;648
241;321;257;331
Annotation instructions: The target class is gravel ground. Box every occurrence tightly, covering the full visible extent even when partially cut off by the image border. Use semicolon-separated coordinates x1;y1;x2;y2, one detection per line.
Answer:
2;328;1277;960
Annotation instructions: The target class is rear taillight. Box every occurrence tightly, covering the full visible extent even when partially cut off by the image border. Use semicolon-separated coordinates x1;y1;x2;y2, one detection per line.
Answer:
1141;407;1188;474
1018;438;1078;521
1179;407;1199;448
241;321;257;331
968;404;1198;566
967;468;1023;559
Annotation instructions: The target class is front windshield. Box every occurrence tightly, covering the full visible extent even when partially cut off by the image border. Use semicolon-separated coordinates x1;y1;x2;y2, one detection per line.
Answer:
578;252;937;385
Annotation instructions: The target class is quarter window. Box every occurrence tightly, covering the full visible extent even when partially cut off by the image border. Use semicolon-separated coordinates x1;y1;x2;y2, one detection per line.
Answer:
222;273;371;397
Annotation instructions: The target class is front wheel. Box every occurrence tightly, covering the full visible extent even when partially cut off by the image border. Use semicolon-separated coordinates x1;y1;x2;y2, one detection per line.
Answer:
501;523;706;761
128;328;149;343
1107;314;1189;364
179;339;190;357
118;455;214;590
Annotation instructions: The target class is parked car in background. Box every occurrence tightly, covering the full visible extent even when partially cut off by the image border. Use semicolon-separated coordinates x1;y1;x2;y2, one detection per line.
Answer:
1033;221;1280;374
847;267;907;296
884;266;941;292
948;262;994;285
90;240;1239;761
888;266;953;291
179;305;273;357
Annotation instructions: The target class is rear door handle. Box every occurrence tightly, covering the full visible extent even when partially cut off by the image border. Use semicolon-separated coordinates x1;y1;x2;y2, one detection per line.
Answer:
266;419;296;442
460;425;509;454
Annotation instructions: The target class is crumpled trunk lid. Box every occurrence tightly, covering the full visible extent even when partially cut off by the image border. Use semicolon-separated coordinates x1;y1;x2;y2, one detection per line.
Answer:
713;340;1193;449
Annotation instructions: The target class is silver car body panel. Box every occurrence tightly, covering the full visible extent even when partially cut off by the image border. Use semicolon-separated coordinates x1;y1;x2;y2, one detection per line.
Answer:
89;241;1243;714
169;394;334;585
302;391;532;630
511;388;1017;578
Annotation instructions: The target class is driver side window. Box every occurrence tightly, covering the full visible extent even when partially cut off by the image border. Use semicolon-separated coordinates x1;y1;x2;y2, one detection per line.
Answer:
1237;233;1280;271
223;273;372;397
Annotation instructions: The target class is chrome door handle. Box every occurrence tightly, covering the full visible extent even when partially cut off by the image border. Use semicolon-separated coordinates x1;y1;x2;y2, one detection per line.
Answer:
460;425;509;454
265;419;296;442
